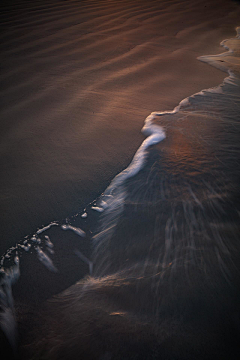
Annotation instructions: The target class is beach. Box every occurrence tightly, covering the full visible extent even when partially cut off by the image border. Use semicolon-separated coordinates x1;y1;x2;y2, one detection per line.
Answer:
0;0;239;253
0;0;240;358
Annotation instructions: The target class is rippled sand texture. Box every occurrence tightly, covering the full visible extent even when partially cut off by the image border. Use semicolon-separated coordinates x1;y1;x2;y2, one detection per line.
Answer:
1;0;240;252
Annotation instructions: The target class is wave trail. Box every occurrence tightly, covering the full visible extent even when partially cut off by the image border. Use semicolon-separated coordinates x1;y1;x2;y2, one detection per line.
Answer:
92;28;240;218
91;119;165;216
92;26;240;279
0;259;20;355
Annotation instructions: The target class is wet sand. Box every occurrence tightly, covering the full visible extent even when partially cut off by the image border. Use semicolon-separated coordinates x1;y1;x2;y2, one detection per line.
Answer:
1;1;240;358
0;0;239;255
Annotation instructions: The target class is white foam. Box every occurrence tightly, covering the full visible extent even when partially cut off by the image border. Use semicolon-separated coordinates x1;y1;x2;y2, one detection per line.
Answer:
19;243;31;252
36;246;58;273
44;236;54;254
36;222;58;234
61;224;86;237
87;112;165;218
91;206;105;212
45;235;54;248
104;122;165;198
31;235;41;244
100;200;108;209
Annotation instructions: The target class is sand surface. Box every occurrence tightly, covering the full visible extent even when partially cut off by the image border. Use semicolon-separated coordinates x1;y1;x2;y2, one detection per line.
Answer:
0;0;240;253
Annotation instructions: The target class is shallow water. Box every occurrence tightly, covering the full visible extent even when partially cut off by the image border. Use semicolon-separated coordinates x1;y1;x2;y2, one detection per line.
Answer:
1;0;239;254
0;1;240;359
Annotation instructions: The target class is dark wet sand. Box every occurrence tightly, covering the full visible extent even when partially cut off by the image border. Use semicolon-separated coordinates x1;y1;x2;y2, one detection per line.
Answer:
0;0;239;258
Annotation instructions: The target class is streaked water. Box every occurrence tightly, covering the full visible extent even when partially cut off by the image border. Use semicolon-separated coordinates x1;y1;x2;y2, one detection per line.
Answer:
0;25;240;359
1;0;239;254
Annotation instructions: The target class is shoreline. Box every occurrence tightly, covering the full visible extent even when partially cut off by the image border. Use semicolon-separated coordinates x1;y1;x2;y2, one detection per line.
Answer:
0;0;240;254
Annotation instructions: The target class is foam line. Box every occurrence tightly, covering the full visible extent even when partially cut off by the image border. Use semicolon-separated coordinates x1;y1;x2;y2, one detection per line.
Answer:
61;224;86;237
104;124;165;198
91;206;105;212
36;222;58;234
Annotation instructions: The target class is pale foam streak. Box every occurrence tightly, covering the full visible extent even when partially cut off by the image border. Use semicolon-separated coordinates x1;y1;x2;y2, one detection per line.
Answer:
90;119;165;214
35;246;58;273
74;249;93;275
36;222;58;235
61;224;86;237
0;259;20;354
105;124;165;198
